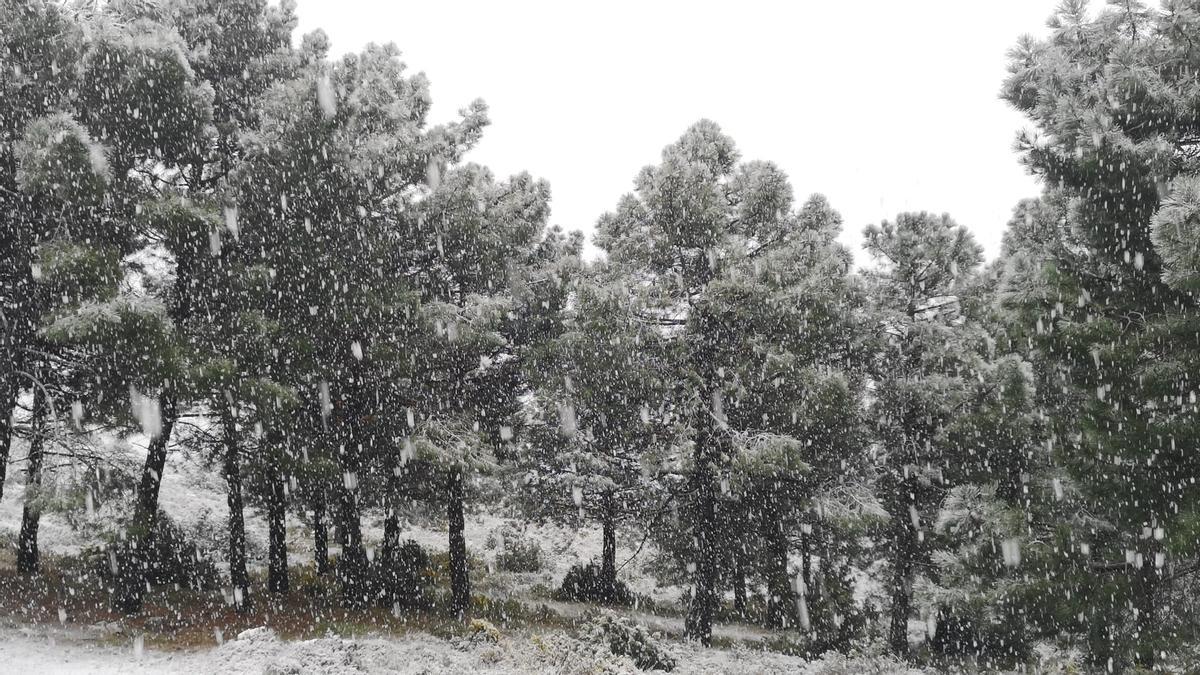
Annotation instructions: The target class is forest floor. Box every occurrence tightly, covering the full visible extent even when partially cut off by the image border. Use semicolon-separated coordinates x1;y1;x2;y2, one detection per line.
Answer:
0;440;931;673
0;559;922;674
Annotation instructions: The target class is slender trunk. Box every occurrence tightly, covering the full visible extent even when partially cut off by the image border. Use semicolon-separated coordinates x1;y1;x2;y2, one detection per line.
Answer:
800;527;814;607
684;441;718;643
267;470;289;594
378;465;403;604
381;466;402;565
888;518;916;656
113;391;178;614
1133;541;1160;669
600;495;617;594
335;454;367;606
17;384;47;574
0;376;17;505
220;400;250;609
765;519;792;629
313;490;329;576
800;529;811;588
732;551;747;618
447;469;470;618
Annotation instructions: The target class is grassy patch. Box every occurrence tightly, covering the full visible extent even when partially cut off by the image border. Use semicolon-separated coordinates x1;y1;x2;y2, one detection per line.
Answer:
0;554;570;651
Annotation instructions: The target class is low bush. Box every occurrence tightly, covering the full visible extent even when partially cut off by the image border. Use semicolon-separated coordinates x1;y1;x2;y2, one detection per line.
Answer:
81;510;218;591
579;610;675;671
375;539;434;609
555;562;632;606
494;531;542;573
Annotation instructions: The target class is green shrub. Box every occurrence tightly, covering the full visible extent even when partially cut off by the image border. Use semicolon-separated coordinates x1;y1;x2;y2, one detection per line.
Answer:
579;610;675;671
494;532;542;573
376;539;434;609
84;510;218;591
555;562;632;606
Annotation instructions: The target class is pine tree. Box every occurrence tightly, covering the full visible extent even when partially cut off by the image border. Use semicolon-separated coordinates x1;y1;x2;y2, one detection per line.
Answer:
710;194;868;637
518;279;673;601
405;162;552;617
862;211;987;656
999;1;1200;666
1;1;91;507
596;121;852;644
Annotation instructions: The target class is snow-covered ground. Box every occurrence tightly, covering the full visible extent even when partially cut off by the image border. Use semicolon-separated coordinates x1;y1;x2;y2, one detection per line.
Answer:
0;437;926;674
0;624;923;674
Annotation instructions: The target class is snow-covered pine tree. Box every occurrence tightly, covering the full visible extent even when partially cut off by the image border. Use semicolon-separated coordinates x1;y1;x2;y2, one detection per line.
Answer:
404;162;552;617
999;1;1200;667
709;194;868;638
861;211;989;656
517;278;674;603
596;122;856;644
230;42;473;606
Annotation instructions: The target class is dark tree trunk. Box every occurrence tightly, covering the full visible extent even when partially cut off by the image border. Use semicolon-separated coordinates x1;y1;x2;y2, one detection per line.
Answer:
113;391;178;614
684;436;718;644
765;518;793;629
220;400;250;609
600;494;617;593
313;490;330;576
0;374;19;505
267;470;289;594
381;465;402;565
732;551;747;618
800;529;811;588
1133;542;1160;669
447;469;470;618
17;384;47;574
888;517;917;656
800;527;814;605
377;465;404;605
335;462;367;606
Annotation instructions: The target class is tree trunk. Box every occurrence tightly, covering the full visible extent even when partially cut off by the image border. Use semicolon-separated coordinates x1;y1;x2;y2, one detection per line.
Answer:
600;495;617;594
684;435;718;644
801;526;819;612
765;519;793;629
17;384;47;574
381;465;402;565
267;470;289;594
377;465;404;605
0;376;17;505
335;457;367;606
732;552;747;618
888;518;916;656
447;469;470;618
1133;541;1160;669
113;391;178;614
220;400;250;609
313;490;329;576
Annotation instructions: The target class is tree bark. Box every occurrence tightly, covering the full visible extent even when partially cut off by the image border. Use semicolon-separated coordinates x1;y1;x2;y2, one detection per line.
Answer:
313;489;329;576
447;469;470;618
267;470;289;594
17;384;47;574
335;457;367;606
888;517;916;656
0;375;17;505
600;494;617;593
765;518;793;629
377;464;404;605
684;434;718;644
381;465;402;566
113;391;178;614
220;400;250;609
732;552;747;618
1133;541;1160;669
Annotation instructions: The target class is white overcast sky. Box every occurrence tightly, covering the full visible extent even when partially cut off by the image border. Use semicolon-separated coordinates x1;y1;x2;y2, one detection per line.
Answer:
294;0;1059;264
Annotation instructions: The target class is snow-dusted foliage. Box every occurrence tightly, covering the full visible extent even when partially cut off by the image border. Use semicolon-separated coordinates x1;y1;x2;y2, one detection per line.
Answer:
3;0;1200;673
